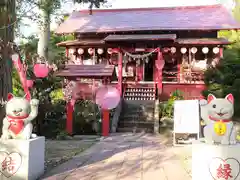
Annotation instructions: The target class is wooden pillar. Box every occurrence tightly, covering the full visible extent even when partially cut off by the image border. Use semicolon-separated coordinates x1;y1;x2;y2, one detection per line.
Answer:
118;49;123;96
66;99;75;135
156;48;164;97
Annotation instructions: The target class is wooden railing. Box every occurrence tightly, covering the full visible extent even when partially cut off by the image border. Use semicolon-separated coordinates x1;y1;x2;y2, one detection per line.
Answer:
163;71;204;84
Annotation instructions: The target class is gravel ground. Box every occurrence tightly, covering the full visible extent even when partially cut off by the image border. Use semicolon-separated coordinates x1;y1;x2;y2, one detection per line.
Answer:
44;139;97;173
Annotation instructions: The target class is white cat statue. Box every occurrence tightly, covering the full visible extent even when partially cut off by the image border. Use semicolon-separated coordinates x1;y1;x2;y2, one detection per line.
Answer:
1;93;39;140
200;93;237;145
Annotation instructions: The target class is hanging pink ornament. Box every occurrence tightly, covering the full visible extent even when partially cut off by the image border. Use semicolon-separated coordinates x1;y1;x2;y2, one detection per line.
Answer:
26;79;34;88
33;63;49;78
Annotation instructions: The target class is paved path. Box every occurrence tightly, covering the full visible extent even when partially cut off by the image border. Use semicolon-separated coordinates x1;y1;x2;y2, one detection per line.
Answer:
42;133;191;180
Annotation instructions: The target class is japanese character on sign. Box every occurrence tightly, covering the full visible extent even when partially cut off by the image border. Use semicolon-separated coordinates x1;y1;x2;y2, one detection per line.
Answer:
1;156;16;174
216;163;233;180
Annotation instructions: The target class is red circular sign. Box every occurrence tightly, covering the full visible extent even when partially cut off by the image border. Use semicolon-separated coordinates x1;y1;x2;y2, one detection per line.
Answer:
96;86;120;110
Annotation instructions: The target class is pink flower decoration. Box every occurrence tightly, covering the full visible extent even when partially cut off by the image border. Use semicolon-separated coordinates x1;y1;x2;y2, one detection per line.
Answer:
26;79;34;88
33;63;49;78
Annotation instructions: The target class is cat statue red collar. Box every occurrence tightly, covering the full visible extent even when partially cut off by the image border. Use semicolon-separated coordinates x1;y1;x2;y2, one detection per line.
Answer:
199;93;237;145
1;93;39;140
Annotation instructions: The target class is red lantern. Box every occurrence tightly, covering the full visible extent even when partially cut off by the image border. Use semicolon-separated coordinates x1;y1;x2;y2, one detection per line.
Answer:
26;79;34;88
33;63;49;78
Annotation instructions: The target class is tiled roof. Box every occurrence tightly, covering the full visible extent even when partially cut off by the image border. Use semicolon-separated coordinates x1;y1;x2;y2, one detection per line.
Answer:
176;38;231;45
55;64;115;78
56;39;105;46
55;4;240;34
104;34;177;41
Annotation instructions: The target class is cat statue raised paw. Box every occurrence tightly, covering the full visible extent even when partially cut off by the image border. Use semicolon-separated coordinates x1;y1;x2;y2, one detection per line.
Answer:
1;93;39;140
200;94;237;145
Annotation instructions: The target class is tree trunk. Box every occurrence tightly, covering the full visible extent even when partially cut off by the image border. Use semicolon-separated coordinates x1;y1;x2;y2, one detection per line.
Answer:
37;3;50;62
0;0;15;132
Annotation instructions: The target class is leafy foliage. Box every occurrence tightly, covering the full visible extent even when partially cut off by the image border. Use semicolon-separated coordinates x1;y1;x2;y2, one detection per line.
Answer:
204;1;240;119
160;90;184;118
203;47;240;118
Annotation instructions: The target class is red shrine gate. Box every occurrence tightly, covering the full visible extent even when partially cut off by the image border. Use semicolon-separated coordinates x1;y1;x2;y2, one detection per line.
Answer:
54;5;240;135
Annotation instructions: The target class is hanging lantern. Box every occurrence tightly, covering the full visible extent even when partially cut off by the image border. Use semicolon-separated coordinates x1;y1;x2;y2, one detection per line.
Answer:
26;79;34;88
69;48;75;54
170;47;176;54
202;47;209;54
180;47;187;54
88;48;94;55
33;63;49;78
213;47;220;54
107;48;113;54
97;48;104;55
77;48;84;55
191;47;198;54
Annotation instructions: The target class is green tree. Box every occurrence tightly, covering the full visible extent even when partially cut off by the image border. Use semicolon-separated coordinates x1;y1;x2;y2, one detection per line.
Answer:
203;48;240;118
0;0;16;130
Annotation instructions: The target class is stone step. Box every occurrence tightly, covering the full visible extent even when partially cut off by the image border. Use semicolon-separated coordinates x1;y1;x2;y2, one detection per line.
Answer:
118;121;155;128
122;106;154;113
120;114;154;121
117;127;154;133
123;101;155;107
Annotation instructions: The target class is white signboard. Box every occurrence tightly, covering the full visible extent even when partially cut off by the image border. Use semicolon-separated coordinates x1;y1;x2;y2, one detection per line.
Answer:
173;100;200;136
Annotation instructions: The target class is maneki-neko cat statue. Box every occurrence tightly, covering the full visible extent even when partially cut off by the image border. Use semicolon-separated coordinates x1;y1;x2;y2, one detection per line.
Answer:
200;94;237;145
1;93;39;140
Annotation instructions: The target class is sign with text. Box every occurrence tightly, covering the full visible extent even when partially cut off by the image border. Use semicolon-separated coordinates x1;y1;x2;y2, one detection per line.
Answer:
173;100;200;134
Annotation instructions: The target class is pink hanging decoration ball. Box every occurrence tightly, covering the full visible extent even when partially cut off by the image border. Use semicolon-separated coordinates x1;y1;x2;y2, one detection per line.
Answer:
26;79;34;88
33;63;49;78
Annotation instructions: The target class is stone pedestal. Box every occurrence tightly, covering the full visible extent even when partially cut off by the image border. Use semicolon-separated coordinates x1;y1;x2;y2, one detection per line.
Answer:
0;137;45;180
192;140;240;180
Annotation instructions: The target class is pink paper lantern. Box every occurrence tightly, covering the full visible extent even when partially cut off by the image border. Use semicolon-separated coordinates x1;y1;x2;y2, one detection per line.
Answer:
26;79;34;88
33;63;49;78
95;86;120;110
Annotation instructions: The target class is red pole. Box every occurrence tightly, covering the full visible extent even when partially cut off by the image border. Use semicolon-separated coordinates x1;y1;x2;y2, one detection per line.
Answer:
118;49;123;96
220;47;223;58
102;109;110;137
66;99;75;135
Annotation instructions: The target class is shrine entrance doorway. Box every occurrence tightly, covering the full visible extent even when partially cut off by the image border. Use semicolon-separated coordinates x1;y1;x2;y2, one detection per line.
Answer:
143;53;156;82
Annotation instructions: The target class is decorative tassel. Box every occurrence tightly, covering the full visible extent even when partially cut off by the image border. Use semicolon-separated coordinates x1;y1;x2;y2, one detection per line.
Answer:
137;59;141;65
123;54;127;63
145;57;149;63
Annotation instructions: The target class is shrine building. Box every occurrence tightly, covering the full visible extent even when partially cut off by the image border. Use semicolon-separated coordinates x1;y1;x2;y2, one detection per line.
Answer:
54;4;240;134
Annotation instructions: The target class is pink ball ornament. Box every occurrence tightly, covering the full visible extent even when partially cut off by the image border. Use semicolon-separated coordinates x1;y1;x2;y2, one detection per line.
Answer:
33;63;49;78
26;79;34;88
